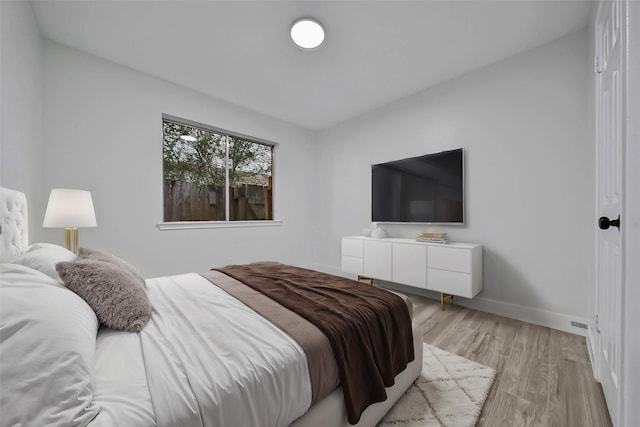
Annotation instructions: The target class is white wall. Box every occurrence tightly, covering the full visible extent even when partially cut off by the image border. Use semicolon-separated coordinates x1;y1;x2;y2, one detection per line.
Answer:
314;30;594;325
0;0;45;242
42;41;318;277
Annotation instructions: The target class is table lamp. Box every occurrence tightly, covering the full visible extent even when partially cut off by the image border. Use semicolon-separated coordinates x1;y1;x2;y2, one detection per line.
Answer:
43;188;97;254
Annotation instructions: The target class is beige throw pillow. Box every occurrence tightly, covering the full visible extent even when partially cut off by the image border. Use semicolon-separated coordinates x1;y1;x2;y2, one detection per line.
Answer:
56;259;151;332
77;247;146;287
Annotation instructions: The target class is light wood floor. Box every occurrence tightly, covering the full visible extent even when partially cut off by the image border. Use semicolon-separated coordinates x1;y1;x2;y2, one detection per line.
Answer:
408;294;612;427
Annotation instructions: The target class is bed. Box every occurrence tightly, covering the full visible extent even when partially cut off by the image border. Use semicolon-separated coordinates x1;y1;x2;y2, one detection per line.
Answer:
0;187;423;427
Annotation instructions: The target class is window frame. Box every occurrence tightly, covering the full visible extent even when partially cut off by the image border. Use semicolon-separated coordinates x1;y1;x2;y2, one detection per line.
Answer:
158;114;280;230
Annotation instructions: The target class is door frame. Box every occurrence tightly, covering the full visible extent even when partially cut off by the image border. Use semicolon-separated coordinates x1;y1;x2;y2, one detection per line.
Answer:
622;2;639;426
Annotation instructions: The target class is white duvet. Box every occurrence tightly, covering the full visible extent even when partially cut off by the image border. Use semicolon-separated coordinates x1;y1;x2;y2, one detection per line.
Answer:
91;273;313;427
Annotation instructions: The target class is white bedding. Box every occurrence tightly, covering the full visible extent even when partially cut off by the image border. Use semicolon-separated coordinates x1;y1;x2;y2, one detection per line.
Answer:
1;261;421;427
92;273;313;427
0;264;100;426
90;329;155;426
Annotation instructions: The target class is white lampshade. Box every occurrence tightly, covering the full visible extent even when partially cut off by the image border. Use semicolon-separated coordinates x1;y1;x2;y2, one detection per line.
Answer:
43;189;97;228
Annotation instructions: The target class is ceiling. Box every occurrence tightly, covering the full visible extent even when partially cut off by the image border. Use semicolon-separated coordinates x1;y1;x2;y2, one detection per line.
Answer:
32;1;592;131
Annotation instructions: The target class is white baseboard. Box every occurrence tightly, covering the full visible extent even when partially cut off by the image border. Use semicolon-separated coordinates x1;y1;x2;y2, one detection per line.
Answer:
451;295;589;337
304;263;590;337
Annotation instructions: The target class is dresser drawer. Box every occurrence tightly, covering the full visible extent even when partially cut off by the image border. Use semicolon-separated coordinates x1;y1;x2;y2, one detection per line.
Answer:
342;238;364;258
427;268;472;297
363;240;392;281
392;243;427;288
428;245;471;273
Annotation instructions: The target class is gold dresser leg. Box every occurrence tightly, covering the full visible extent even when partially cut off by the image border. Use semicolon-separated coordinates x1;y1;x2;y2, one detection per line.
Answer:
440;292;454;310
357;275;374;285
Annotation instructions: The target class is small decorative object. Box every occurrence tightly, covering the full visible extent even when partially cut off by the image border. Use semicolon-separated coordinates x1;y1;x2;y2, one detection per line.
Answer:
371;226;388;239
416;231;448;244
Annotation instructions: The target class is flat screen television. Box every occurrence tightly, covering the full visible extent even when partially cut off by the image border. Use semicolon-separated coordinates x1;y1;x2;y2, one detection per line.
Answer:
371;148;464;224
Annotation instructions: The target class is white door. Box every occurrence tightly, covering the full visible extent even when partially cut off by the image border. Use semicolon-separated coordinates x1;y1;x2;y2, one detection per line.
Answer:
595;0;625;425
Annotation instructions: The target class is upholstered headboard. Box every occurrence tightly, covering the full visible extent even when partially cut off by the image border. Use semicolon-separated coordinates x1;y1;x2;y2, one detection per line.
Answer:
0;187;29;263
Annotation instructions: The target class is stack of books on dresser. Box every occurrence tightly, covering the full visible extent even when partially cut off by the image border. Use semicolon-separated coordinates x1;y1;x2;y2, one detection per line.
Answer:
416;232;448;244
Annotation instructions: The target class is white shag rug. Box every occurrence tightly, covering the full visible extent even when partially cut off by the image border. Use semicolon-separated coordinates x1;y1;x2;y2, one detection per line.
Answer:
379;343;496;427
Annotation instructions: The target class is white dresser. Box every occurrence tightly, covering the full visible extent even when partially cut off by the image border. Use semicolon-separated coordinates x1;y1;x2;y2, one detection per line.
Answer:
341;236;482;308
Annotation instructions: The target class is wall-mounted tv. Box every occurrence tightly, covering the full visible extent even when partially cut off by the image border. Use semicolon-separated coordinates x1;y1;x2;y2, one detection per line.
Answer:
372;148;464;224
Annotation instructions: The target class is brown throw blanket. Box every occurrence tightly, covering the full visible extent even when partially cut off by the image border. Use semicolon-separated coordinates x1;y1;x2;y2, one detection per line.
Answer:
216;262;414;425
200;270;340;404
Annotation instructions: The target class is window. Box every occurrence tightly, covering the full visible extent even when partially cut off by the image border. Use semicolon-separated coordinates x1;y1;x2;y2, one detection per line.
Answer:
162;116;274;223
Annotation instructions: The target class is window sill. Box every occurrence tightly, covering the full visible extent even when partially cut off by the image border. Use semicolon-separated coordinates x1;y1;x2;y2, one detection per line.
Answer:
156;220;283;231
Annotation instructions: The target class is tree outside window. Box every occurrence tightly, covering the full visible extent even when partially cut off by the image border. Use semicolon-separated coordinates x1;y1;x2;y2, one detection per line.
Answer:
162;118;273;222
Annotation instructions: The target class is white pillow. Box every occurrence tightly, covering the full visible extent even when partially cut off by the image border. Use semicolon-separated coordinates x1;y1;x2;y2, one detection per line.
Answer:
0;263;100;425
12;242;76;281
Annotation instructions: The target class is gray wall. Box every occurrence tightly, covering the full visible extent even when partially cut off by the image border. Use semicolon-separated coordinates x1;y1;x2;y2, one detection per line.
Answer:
1;1;45;242
1;4;594;329
42;41;319;277
313;30;594;323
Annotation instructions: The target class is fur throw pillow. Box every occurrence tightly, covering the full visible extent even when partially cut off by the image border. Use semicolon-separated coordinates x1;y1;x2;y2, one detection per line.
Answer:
77;247;146;287
56;259;151;332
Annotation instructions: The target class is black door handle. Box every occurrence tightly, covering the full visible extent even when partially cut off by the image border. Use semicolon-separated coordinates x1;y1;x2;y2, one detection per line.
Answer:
598;215;620;230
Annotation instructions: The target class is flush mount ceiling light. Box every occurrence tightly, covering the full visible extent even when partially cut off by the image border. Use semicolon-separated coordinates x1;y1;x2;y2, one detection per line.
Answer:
180;135;197;142
290;18;325;49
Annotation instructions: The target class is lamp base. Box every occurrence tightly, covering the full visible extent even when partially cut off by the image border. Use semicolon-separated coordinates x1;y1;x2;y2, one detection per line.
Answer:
64;227;79;254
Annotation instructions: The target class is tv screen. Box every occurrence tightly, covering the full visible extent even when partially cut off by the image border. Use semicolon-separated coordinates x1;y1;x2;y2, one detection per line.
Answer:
372;148;464;223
